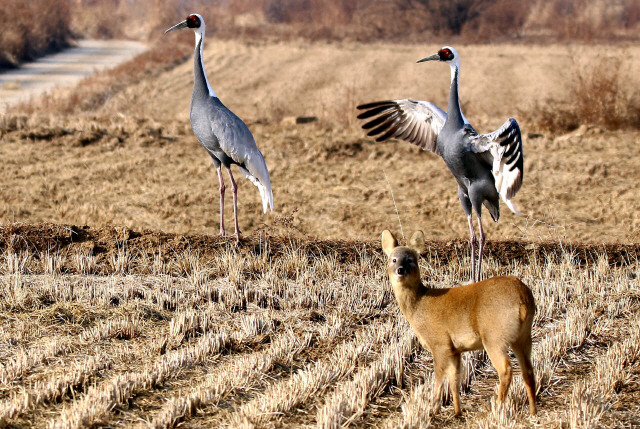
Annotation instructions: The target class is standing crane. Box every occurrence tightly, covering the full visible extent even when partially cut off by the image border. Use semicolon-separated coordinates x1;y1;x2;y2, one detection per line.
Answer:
357;46;524;283
165;14;273;240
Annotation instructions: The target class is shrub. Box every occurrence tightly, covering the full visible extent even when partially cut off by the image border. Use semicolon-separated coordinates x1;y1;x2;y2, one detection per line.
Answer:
3;0;637;59
524;53;640;132
523;0;640;42
0;0;72;68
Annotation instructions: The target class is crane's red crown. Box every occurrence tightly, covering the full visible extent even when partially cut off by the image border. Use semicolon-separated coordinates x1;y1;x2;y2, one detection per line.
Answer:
187;14;201;28
438;48;454;61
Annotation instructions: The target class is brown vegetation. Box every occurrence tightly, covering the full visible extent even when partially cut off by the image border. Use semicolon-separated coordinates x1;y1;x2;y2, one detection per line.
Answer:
124;0;640;43
0;0;72;68
523;51;640;132
3;0;639;70
1;3;640;425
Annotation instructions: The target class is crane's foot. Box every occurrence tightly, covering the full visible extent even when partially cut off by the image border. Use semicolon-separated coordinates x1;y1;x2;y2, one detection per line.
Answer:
218;228;226;237
231;230;242;243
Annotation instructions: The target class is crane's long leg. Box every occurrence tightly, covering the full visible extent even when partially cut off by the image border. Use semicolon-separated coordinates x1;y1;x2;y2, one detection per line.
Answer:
476;216;485;282
217;167;226;236
467;215;477;283
226;168;241;240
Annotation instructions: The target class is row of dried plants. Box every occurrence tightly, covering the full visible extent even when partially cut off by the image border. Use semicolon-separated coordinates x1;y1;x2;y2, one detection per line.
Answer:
148;311;377;428
229;318;404;427
0;235;637;427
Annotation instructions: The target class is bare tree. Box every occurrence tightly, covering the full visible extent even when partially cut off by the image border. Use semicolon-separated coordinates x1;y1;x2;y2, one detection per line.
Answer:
408;0;495;35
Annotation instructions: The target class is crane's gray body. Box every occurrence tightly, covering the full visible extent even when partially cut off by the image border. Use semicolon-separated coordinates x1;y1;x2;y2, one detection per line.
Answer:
189;36;272;206
438;68;500;222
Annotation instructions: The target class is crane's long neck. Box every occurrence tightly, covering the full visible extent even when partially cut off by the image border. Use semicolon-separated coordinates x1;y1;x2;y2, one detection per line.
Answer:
446;64;465;127
193;30;217;100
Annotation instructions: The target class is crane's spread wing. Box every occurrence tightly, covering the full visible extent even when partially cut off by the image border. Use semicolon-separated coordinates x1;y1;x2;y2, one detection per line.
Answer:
210;105;273;213
469;118;523;215
356;100;447;155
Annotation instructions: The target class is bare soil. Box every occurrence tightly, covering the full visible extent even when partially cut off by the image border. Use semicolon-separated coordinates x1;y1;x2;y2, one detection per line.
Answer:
2;41;639;243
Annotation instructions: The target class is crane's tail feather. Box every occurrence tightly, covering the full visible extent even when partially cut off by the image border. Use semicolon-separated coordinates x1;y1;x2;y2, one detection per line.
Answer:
503;196;524;217
239;166;273;213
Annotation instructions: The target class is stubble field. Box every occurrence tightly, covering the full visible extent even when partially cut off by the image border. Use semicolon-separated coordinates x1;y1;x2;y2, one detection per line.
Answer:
0;224;638;427
1;39;639;427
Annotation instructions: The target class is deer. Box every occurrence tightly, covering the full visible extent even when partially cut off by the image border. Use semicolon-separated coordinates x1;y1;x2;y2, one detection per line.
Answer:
381;230;537;416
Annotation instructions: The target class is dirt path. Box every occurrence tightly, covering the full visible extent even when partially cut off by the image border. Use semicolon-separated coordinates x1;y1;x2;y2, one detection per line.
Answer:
0;39;147;111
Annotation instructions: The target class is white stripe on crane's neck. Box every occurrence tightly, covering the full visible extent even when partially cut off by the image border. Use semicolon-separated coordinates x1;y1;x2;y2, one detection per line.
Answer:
449;63;457;87
194;27;217;98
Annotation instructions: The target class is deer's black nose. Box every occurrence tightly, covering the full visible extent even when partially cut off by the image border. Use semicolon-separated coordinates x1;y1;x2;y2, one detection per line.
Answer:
396;267;406;275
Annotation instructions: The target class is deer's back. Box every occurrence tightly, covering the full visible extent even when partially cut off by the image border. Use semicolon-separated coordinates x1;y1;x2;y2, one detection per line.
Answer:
414;276;535;351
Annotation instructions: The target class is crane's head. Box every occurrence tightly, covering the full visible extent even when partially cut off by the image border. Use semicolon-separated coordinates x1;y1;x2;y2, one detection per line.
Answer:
417;46;460;69
164;13;205;36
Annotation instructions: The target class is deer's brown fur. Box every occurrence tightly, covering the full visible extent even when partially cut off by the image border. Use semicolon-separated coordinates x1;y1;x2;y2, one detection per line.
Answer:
382;230;537;416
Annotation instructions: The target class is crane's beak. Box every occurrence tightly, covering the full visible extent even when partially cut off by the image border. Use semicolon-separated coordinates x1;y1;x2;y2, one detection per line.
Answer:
164;20;188;34
417;53;440;63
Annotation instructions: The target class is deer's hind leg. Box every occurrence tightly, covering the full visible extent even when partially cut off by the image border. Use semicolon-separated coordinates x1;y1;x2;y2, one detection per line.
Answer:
484;342;513;405
513;334;537;415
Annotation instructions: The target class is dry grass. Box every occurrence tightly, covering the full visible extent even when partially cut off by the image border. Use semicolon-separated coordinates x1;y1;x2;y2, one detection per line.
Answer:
0;229;637;427
2;0;639;75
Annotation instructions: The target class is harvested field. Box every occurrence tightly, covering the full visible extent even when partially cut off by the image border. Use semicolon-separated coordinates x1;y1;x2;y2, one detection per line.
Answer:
2;41;640;243
0;223;639;428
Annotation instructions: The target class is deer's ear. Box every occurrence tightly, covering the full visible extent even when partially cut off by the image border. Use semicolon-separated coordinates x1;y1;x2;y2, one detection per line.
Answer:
381;230;398;257
409;231;425;254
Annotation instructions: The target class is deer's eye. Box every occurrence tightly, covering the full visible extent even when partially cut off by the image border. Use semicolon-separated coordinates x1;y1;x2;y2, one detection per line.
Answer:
392;258;397;263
